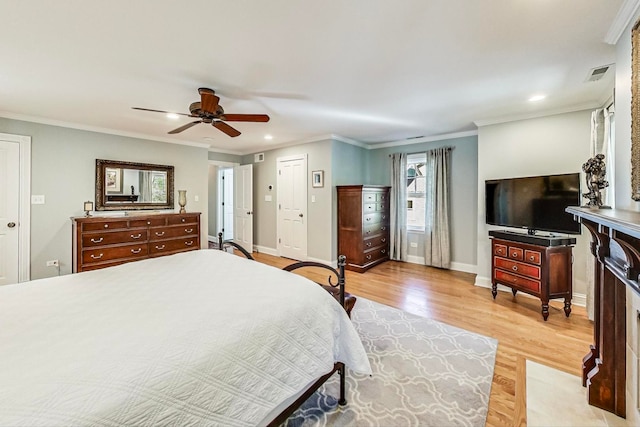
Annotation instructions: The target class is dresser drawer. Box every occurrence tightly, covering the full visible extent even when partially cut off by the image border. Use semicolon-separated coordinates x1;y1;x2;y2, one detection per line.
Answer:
149;224;199;241
82;220;129;232
82;229;148;247
82;243;148;264
495;269;541;294
508;247;523;261
149;237;199;255
364;234;388;250
494;243;507;257
363;247;388;264
363;213;382;225
130;217;167;228
167;214;200;225
524;249;541;265
363;223;388;237
494;257;541;279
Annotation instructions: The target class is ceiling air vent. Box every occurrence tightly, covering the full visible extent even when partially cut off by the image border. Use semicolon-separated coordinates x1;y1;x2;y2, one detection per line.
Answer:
586;64;612;82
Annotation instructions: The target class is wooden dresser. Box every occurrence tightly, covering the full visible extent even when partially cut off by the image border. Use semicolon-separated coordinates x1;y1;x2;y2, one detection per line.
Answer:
72;212;201;272
489;230;575;320
337;185;390;272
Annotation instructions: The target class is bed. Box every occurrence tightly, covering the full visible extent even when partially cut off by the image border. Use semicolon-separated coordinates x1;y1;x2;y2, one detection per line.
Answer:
0;249;371;426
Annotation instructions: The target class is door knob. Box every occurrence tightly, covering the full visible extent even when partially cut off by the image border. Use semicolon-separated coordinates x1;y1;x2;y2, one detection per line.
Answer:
299;213;304;218
247;211;252;215
7;222;16;228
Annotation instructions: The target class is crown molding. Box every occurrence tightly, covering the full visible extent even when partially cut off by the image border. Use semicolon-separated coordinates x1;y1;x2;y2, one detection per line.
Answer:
206;145;244;155
330;134;370;149
473;102;600;127
366;130;478;150
0;111;211;149
605;0;640;45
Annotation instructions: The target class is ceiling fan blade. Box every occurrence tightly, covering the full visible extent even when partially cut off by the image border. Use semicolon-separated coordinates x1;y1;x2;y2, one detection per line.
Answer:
132;107;192;117
221;114;270;122
168;120;202;134
213;121;241;137
199;88;220;114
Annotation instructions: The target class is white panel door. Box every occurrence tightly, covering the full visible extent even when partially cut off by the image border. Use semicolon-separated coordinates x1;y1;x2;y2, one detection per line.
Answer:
222;168;234;241
0;141;20;285
277;155;307;260
233;164;253;252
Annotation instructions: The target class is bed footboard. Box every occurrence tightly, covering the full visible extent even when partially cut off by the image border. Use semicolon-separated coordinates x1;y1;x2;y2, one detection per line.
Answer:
217;232;255;260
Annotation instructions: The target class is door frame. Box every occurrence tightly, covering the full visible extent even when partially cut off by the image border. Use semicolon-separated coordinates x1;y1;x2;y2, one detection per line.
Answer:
0;133;31;282
276;153;308;260
208;160;238;243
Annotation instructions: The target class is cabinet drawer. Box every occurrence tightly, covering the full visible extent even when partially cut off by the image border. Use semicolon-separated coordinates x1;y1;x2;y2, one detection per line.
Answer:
363;203;387;213
82;229;148;247
508;247;523;261
364;234;388;250
83;243;148;264
82;220;129;232
495;269;541;294
494;244;507;257
494;257;541;279
129;217;166;228
149;224;199;241
167;214;199;225
149;238;198;254
363;223;388;237
363;247;388;264
524;250;541;265
363;213;382;225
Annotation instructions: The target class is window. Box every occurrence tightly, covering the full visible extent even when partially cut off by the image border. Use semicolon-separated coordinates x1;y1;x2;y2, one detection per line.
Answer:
406;153;426;231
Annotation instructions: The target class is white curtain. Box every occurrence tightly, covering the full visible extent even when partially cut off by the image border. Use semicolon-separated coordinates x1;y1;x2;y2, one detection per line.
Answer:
389;153;408;261
140;171;153;202
424;147;451;269
585;106;614;320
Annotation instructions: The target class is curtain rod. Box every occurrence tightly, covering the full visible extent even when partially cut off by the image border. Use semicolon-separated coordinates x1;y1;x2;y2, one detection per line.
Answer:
388;146;454;157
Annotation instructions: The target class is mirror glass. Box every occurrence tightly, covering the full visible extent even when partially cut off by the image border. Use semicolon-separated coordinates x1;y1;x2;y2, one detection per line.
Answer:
96;159;174;211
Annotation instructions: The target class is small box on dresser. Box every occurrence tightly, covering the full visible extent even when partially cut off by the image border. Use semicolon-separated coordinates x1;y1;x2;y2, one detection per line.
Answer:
72;212;201;272
337;185;390;272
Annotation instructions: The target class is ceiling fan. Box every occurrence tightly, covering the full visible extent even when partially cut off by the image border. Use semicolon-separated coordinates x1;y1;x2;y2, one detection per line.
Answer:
132;88;270;137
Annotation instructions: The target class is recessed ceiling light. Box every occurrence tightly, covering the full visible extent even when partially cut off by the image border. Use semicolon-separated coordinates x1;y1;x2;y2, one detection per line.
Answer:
166;113;180;120
264;134;273;140
528;94;546;102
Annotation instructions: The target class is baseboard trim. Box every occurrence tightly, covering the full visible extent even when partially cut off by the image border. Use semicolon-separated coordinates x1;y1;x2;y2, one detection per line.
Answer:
405;255;477;274
306;256;338;268
254;245;278;256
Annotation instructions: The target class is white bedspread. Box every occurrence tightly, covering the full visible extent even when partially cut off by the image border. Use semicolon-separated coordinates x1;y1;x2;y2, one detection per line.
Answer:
0;250;371;426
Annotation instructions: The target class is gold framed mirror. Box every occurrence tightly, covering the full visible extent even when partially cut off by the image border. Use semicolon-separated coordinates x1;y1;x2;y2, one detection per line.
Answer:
631;19;640;200
95;159;174;211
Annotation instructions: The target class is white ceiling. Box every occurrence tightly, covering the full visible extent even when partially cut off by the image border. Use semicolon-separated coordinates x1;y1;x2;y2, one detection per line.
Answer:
0;1;626;154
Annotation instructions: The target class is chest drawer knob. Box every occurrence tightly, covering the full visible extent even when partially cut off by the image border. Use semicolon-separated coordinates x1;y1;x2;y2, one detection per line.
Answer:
130;233;142;239
104;224;109;228
155;231;165;237
185;228;193;233
381;238;386;243
512;265;518;271
155;244;165;250
366;217;371;221
381;249;386;254
512;252;518;257
90;237;104;243
90;253;104;259
530;256;535;261
181;218;186;223
131;248;142;254
366;254;372;260
366;242;372;247
381;226;387;231
185;241;194;246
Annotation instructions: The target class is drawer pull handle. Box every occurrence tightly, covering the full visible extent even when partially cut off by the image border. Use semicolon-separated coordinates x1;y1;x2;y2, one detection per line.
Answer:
155;245;165;250
366;230;371;234
512;252;518;257
131;248;142;254
512;266;518;271
381;226;387;231
497;249;503;254
366;255;372;260
147;221;151;225
381;238;386;243
381;249;386;254
366;242;372;247
90;253;103;259
104;224;109;228
130;233;142;239
181;218;186;223
382;215;386;219
90;237;104;243
185;228;193;233
155;231;165;236
512;278;518;283
366;217;371;221
185;241;194;246
530;256;535;261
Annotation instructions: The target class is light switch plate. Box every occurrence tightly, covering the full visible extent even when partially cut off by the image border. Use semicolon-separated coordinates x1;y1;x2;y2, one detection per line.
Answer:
311;195;316;203
410;242;418;248
31;195;45;204
265;195;272;202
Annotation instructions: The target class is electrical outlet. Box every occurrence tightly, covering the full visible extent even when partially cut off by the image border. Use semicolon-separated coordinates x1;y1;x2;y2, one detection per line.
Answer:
46;260;59;267
410;242;418;248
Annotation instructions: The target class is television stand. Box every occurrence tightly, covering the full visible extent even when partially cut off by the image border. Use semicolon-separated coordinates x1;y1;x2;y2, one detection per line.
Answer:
489;230;576;320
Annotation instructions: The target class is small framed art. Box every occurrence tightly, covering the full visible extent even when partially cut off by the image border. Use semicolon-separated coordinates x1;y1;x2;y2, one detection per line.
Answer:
312;170;324;188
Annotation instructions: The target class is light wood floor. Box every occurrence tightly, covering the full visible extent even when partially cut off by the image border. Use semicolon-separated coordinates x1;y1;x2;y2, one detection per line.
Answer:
250;252;593;427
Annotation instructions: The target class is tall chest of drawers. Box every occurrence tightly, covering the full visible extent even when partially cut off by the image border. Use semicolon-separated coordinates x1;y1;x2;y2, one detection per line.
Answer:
72;212;201;272
489;230;575;320
337;185;391;272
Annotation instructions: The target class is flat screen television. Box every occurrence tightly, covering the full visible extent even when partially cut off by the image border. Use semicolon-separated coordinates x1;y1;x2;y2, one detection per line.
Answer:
485;173;581;235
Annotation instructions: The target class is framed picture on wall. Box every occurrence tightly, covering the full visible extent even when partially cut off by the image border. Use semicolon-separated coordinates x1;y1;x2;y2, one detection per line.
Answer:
105;167;123;194
312;170;324;188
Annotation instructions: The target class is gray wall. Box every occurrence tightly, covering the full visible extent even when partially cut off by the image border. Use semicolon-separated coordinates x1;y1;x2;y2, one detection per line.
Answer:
366;136;479;269
242;139;334;262
0;117;210;280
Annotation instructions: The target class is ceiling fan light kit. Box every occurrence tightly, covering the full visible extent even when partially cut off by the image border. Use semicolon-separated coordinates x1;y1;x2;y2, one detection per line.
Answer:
132;88;269;137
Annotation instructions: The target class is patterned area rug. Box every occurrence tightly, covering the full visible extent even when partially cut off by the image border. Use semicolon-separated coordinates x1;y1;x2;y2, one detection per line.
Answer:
285;298;498;427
